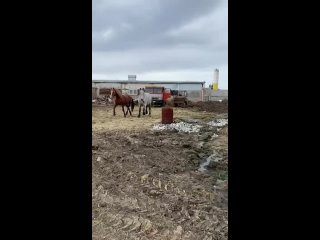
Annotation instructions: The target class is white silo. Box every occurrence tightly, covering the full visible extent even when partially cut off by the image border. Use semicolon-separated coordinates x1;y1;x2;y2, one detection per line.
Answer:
213;69;219;91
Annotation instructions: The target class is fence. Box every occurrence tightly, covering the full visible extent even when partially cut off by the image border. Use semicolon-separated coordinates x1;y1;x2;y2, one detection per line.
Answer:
92;87;98;99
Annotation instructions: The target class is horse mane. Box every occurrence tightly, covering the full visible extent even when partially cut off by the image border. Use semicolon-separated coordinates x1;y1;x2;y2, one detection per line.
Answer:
113;88;122;97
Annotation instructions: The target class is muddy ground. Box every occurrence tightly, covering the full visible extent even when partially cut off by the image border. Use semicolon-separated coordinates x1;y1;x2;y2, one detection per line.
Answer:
92;103;228;240
186;100;228;113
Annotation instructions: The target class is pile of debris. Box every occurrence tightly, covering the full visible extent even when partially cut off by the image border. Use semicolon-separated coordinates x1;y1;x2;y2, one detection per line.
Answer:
92;96;111;105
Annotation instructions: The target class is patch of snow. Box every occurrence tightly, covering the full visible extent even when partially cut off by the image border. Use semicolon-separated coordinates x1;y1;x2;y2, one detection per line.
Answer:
207;119;228;127
152;122;201;133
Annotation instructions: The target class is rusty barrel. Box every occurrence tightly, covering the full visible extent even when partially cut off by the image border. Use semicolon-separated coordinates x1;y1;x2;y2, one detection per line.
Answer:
162;107;173;124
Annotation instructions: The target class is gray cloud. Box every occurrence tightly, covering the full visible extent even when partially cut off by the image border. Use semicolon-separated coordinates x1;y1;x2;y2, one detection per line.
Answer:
93;0;228;89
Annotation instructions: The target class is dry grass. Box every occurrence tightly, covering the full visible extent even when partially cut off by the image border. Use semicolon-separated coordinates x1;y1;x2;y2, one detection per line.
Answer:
92;105;217;132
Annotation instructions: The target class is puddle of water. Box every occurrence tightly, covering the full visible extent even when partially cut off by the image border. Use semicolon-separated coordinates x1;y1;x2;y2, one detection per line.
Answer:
198;152;224;173
198;154;214;172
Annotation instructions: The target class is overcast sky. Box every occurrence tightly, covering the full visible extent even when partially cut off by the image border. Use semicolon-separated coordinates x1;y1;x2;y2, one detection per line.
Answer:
92;0;228;89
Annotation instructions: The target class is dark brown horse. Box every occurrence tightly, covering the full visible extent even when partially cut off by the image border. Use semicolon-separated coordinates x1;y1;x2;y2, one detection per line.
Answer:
110;88;134;117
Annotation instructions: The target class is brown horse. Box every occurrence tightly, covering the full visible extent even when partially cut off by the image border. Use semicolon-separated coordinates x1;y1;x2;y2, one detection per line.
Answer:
110;88;134;117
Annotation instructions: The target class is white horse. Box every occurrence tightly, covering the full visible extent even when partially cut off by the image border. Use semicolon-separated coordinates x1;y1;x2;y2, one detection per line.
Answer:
137;88;152;118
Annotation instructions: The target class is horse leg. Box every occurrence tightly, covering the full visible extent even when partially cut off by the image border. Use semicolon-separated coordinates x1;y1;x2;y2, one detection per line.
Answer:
125;106;128;116
122;105;126;117
113;105;116;116
143;105;146;115
130;99;134;113
145;104;148;115
138;104;141;118
125;104;131;116
127;105;132;116
149;104;151;116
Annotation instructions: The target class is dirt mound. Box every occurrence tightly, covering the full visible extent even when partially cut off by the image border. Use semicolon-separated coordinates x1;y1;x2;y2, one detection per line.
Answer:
188;100;228;113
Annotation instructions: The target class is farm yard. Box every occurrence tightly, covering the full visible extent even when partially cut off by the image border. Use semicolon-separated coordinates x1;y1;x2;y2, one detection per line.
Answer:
92;101;228;240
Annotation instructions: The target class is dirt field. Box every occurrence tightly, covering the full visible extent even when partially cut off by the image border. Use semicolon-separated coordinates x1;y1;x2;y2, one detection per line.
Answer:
92;103;228;240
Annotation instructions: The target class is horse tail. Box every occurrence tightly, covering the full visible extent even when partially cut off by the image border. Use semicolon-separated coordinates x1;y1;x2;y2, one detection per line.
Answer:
131;99;134;112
